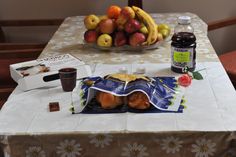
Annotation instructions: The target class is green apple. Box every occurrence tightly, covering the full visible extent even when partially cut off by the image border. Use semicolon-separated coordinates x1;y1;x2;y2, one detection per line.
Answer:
84;14;100;30
97;34;112;47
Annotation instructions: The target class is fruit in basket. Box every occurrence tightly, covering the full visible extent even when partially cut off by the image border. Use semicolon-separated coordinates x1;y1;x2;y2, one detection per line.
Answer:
129;32;146;47
97;34;113;47
84;30;98;43
158;24;171;39
107;5;121;19
114;31;127;47
158;24;170;31
156;33;164;42
99;19;116;34
132;6;158;45
125;19;141;33
99;15;109;21
115;6;135;29
116;16;127;29
140;24;148;35
116;19;126;31
83;5;171;48
116;24;125;31
121;6;135;19
84;14;100;30
156;24;159;32
159;29;170;39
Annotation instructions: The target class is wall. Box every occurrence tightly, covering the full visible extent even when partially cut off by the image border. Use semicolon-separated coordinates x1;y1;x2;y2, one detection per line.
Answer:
0;0;236;55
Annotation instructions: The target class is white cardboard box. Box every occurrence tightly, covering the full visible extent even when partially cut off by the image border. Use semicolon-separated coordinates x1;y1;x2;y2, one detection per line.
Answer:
10;54;92;91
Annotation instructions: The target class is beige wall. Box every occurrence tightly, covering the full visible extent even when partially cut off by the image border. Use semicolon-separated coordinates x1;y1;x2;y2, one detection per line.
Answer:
1;0;236;55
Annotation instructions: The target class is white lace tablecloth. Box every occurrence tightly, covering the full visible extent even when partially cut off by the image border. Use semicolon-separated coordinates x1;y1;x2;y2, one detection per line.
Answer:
1;13;236;157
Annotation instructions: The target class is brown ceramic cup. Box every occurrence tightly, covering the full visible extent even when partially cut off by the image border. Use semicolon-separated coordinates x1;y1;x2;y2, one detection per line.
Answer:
59;68;77;92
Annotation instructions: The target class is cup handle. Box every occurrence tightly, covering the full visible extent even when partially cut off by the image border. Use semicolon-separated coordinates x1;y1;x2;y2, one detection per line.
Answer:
43;73;60;82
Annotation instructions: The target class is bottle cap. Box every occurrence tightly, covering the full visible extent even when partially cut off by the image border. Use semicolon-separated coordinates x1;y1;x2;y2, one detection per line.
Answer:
178;16;191;24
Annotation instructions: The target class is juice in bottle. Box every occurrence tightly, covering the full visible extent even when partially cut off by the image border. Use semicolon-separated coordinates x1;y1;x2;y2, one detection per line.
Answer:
171;16;196;73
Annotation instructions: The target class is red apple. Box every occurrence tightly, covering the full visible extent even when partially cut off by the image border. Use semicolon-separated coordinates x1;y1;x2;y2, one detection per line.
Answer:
114;31;127;47
115;6;135;30
125;19;141;33
99;19;116;34
84;30;98;43
129;32;146;47
120;6;135;19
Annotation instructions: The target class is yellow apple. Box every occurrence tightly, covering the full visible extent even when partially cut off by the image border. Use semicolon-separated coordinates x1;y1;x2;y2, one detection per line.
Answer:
158;24;170;31
156;33;163;42
159;29;170;39
97;34;112;47
84;14;100;30
99;15;108;21
140;25;148;35
158;23;171;39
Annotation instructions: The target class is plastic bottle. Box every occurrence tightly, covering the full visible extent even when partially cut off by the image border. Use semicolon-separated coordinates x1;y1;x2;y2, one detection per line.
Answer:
171;16;196;73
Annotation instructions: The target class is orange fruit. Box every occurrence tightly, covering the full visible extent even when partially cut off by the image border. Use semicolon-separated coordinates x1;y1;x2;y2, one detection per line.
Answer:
107;5;121;19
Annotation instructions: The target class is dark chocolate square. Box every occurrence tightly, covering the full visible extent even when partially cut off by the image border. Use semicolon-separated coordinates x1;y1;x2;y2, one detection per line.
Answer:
49;102;60;112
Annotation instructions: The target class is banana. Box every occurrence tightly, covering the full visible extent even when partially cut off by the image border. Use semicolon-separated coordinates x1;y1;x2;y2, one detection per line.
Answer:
132;6;158;45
